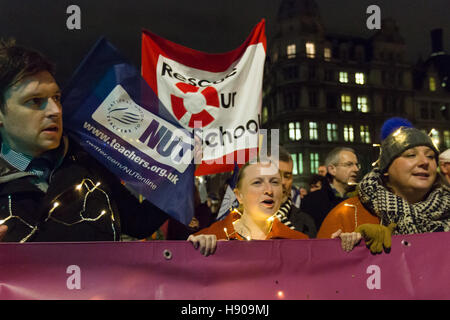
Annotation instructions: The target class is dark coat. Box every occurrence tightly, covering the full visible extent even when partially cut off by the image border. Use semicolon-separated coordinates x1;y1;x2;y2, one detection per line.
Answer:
300;181;347;231
288;206;317;238
0;138;169;242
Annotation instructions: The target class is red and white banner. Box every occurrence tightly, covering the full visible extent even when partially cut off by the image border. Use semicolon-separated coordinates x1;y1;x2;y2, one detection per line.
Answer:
141;20;266;175
1;232;449;300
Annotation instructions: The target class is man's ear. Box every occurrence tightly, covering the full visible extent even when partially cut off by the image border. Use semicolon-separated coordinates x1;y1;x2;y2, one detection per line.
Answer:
0;106;4;126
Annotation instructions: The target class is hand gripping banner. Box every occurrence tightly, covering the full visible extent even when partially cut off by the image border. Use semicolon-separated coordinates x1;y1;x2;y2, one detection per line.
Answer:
0;232;449;300
141;20;267;175
61;38;195;225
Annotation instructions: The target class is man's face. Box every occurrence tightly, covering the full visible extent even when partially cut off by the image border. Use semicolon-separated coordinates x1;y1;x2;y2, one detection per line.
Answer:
0;71;62;157
278;160;293;202
318;165;327;176
328;151;359;187
440;161;450;183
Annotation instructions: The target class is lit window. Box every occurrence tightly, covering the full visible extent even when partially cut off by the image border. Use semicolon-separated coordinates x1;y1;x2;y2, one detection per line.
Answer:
287;44;296;59
357;96;369;113
344;125;354;142
292;153;303;175
360;125;371;143
262;106;268;123
309;122;318;140
444;130;450;148
341;95;352;112
324;48;331;61
355;72;365;85
327;123;338;141
339;71;348;83
310;153;319;174
288;122;301;141
306;42;315;58
429;77;436;91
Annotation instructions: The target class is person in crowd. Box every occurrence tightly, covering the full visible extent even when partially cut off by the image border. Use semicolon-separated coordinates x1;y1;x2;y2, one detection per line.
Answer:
439;148;450;185
271;146;316;238
317;127;450;253
0;39;169;242
206;192;220;217
308;174;328;193
166;187;214;240
299;187;308;199
187;158;309;256
301;147;360;230
317;165;327;176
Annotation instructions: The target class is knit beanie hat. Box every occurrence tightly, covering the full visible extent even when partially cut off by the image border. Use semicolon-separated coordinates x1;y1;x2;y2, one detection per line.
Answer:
378;127;439;173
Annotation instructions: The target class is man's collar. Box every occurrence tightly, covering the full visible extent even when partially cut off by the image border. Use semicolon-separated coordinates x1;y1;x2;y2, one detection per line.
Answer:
0;144;33;171
0;136;68;172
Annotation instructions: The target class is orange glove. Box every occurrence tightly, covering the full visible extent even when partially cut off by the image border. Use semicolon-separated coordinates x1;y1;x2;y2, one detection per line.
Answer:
355;223;397;254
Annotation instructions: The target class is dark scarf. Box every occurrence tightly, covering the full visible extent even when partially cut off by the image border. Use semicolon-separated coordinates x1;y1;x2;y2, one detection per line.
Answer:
358;168;450;235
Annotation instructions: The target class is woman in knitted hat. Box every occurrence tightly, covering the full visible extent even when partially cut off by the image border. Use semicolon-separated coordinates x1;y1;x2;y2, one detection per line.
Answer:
187;158;308;256
317;126;450;253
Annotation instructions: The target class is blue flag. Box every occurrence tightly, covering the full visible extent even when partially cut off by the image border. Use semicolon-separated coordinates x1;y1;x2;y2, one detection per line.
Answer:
61;38;195;225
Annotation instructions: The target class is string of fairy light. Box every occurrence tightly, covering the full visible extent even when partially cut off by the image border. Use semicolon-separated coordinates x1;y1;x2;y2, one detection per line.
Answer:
222;208;278;241
0;178;117;242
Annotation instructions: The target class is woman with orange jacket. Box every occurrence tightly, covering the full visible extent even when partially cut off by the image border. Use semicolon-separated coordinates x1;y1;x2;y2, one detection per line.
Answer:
188;158;308;256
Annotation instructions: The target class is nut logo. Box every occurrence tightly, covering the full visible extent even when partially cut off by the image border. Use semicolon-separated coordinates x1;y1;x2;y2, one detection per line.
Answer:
170;82;220;128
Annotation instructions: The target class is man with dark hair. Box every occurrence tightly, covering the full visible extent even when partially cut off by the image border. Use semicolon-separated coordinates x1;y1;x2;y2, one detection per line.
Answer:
270;146;316;238
0;40;168;242
301;147;360;230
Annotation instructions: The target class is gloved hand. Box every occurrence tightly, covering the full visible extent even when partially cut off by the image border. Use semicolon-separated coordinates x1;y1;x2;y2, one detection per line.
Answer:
355;223;397;254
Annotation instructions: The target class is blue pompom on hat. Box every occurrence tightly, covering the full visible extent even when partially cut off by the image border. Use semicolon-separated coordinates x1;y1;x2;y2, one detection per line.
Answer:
380;117;413;141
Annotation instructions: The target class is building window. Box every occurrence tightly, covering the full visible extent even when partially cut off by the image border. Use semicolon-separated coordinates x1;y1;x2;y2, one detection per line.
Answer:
327;123;338;142
287;44;296;59
325;69;334;81
292;153;303;175
262;106;268;123
308;65;316;80
306;42;315;58
283;91;298;110
309;122;318;140
288;122;301;141
429;77;436;91
310;153;319;174
283;66;299;80
326;93;337;109
420;106;429;119
355;72;365;85
444;130;450;148
357;96;369;113
339;71;348;83
324;47;331;61
344;125;354;142
308;90;318;107
360;125;371;143
341;94;352;112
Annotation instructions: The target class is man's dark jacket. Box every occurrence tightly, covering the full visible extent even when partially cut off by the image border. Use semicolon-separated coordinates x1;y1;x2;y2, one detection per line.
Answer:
300;181;348;231
0;137;169;242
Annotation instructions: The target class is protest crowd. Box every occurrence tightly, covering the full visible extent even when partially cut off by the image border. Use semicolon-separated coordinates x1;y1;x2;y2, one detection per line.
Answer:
0;7;450;302
0;38;449;256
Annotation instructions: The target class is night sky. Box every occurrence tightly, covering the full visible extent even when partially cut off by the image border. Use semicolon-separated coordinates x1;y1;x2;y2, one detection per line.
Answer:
0;0;449;86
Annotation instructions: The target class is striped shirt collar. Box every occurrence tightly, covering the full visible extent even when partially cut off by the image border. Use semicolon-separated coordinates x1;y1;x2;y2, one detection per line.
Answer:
0;143;33;171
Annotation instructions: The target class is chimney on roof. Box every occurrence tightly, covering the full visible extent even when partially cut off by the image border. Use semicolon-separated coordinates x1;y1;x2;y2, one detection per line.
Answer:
430;28;444;56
